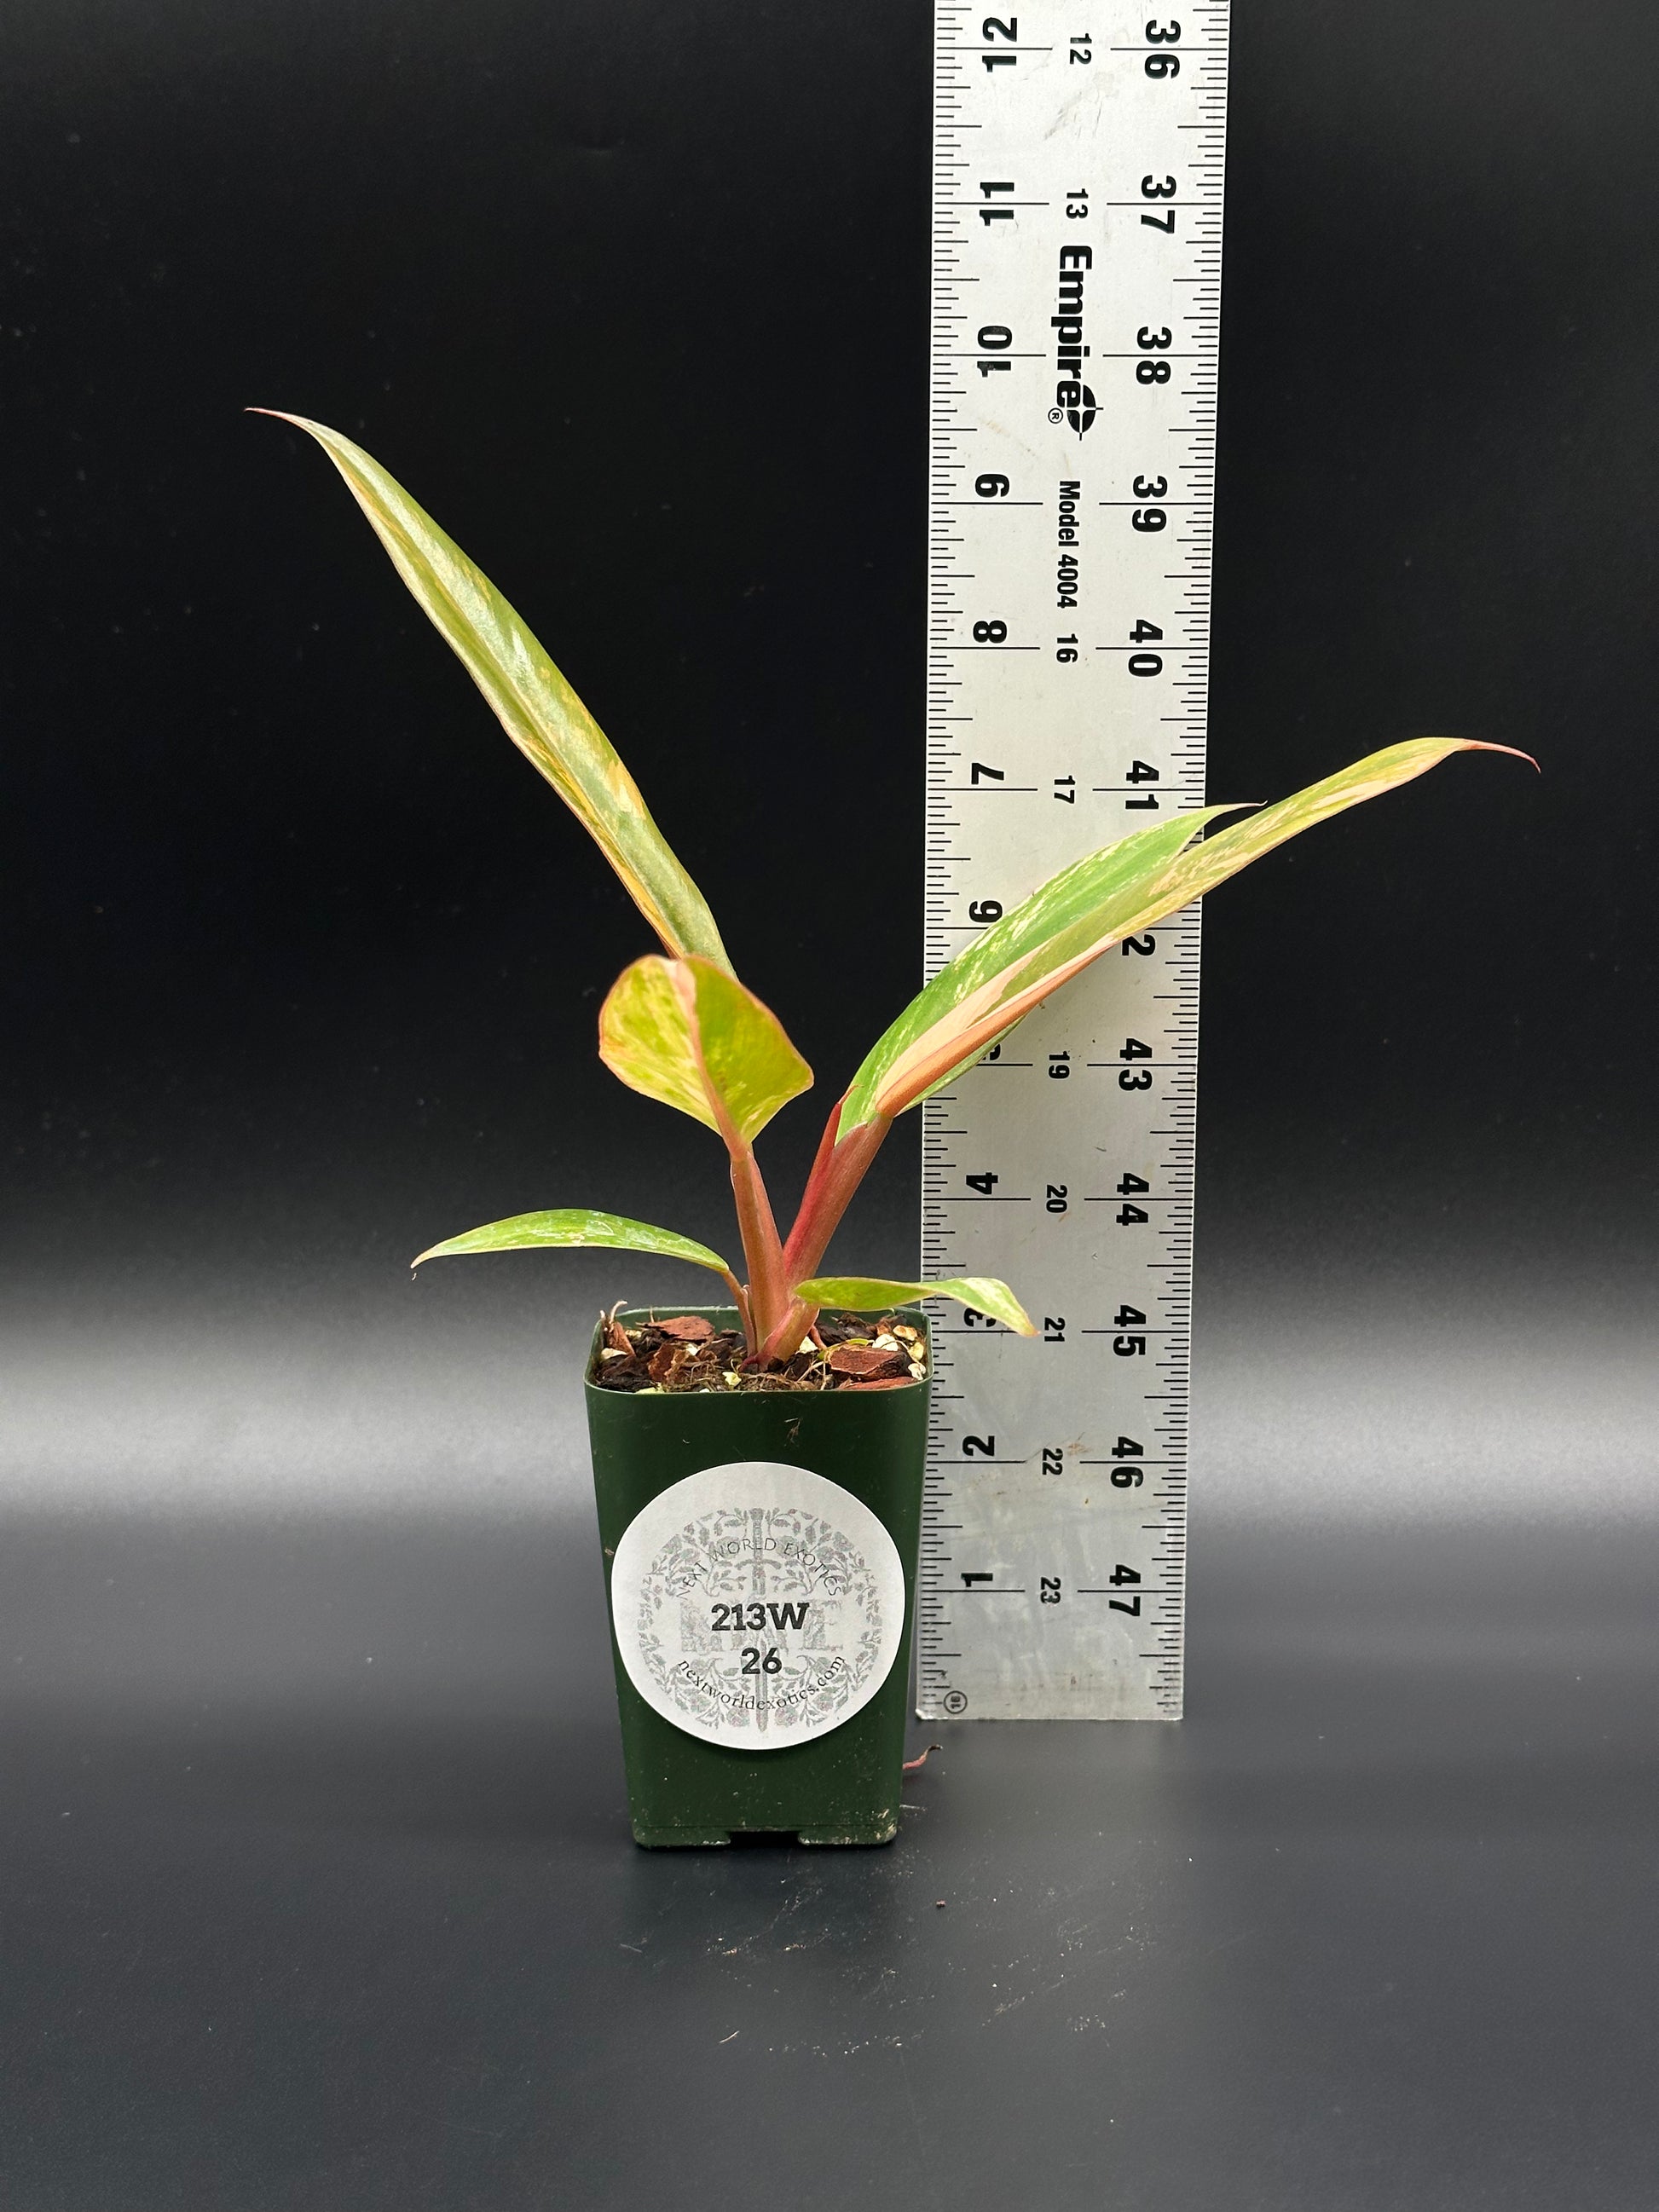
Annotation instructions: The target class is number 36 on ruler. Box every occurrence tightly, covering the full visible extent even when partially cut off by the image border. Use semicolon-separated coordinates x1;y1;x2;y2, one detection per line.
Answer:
920;3;1227;1722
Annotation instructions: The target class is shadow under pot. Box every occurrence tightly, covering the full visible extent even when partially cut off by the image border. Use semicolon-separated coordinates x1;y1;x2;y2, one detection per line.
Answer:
584;1307;931;1847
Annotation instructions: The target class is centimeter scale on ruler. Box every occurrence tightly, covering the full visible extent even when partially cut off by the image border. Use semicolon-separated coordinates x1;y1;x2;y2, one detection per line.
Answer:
918;1;1227;1721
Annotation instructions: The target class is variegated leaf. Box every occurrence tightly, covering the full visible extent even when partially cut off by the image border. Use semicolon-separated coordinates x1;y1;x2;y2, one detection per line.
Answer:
1146;737;1531;905
259;413;731;969
841;736;1529;1130
838;806;1228;1129
412;1207;733;1275
795;1274;1037;1337
598;954;812;1144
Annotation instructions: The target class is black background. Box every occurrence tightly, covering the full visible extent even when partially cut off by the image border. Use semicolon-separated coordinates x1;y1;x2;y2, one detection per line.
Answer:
3;3;1657;2206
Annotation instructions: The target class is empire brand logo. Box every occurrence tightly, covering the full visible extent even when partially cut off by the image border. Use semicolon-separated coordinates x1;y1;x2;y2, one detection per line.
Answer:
1048;245;1096;436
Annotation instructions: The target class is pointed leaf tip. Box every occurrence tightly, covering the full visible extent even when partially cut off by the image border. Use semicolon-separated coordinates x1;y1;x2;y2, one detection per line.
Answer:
1469;738;1540;771
1154;736;1536;910
840;735;1531;1132
259;412;732;970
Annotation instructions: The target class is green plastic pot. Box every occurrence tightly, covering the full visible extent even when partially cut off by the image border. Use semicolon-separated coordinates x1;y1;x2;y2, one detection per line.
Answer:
585;1306;930;1848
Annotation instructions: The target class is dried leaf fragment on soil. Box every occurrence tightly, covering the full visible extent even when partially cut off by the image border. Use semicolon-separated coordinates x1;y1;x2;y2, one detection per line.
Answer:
826;1343;911;1379
588;1313;930;1393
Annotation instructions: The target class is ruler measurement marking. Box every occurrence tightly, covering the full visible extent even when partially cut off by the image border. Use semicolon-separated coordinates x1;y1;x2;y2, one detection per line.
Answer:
920;2;1227;1725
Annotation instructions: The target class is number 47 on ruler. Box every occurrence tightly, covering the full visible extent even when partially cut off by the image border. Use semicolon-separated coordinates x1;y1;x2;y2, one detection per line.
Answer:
919;3;1228;1721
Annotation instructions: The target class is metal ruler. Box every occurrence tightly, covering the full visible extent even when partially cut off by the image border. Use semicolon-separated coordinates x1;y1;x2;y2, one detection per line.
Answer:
917;0;1228;1720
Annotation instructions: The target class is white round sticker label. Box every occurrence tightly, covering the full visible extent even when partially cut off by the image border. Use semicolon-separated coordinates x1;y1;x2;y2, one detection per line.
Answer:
610;1461;906;1751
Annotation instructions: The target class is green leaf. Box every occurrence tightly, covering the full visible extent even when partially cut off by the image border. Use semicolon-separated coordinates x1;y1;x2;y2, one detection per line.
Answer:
841;736;1530;1130
413;1207;733;1275
795;1275;1037;1337
598;954;812;1144
257;413;731;970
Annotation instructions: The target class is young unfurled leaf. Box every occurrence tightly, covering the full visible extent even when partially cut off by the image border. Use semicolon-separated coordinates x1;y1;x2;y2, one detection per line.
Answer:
413;1208;733;1277
795;1275;1037;1337
598;954;812;1144
257;413;731;971
839;737;1528;1131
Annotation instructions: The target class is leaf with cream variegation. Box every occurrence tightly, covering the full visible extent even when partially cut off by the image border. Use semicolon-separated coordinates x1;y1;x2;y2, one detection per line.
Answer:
413;1207;734;1277
838;806;1231;1130
257;413;731;970
598;955;812;1143
794;1275;1037;1337
839;736;1530;1133
1146;737;1531;908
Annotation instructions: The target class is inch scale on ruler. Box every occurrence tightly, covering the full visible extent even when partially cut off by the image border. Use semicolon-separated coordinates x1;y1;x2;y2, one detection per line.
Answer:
917;1;1228;1721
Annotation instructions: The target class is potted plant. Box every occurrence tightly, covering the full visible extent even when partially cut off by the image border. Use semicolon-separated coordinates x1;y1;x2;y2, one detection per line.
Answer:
263;412;1529;1845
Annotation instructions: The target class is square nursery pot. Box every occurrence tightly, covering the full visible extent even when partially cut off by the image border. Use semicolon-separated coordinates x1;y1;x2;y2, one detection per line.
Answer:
585;1306;930;1847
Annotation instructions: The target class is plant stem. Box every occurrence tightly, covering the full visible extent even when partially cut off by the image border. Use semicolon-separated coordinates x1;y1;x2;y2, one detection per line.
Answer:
780;1111;893;1284
720;1269;754;1345
746;1112;895;1370
755;1294;817;1371
727;1141;789;1355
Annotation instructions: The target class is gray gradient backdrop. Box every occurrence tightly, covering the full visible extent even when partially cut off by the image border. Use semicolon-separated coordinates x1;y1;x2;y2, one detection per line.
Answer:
3;0;1656;2206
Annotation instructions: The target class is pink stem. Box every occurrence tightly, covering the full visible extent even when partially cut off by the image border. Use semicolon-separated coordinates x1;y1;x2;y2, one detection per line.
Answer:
720;1269;753;1344
779;1113;893;1285
755;1296;818;1371
727;1141;789;1356
748;1112;894;1368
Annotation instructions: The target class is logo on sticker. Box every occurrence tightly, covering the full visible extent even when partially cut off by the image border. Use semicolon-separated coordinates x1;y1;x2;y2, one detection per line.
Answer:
610;1462;906;1750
